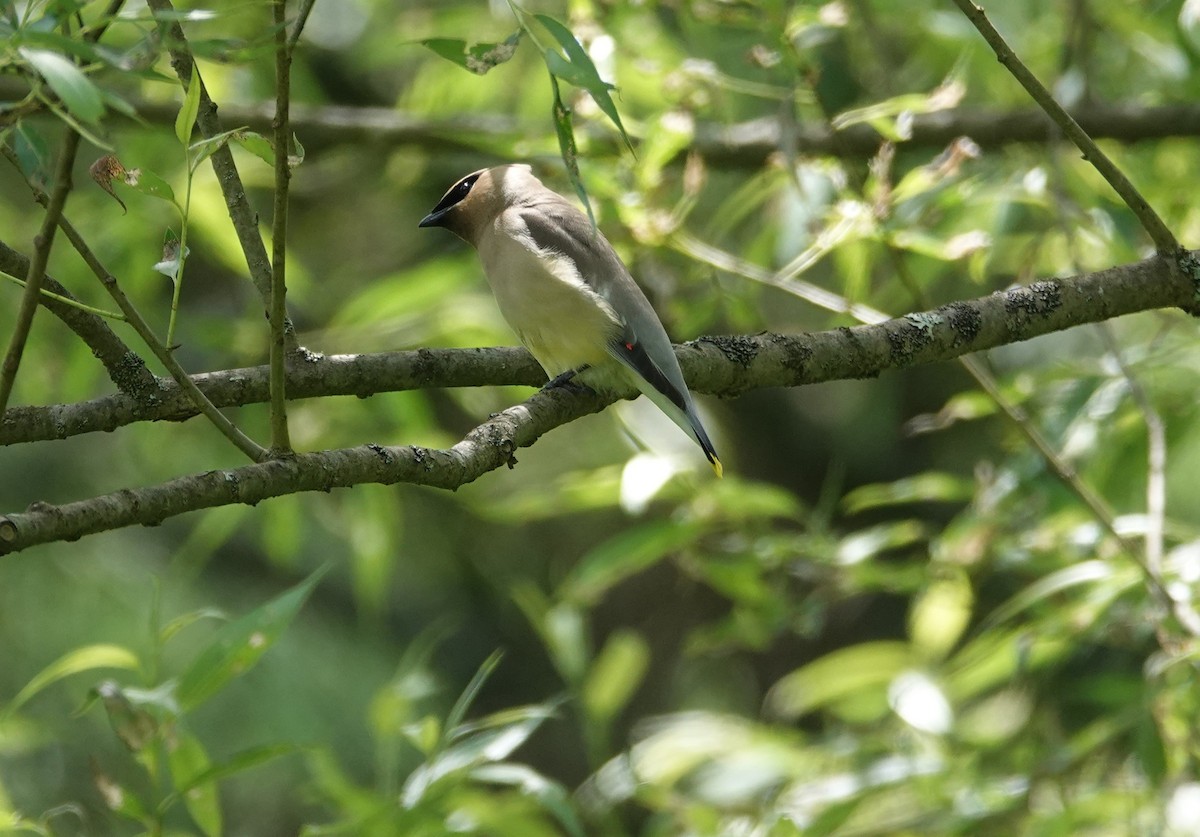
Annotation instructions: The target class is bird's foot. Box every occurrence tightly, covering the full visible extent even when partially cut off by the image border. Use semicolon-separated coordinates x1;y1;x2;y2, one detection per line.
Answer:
542;365;593;394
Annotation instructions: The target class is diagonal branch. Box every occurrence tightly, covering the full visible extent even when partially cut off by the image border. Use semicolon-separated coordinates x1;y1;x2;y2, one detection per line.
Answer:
0;252;1196;552
0;240;159;403
1;253;1196;447
951;0;1179;256
0;131;81;416
0;386;612;554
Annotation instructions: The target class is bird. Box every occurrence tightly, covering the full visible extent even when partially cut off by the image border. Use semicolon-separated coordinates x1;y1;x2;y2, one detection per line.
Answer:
418;164;722;477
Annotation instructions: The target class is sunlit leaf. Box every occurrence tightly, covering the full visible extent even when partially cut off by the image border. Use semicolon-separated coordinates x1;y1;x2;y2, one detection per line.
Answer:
231;130;273;166
402;702;557;808
535;14;632;151
767;641;914;720
471;763;586;837
561;520;705;605
908;571;974;660
175;566;328;711
2;645;139;722
583;629;649;723
175;63;201;146
165;727;221;836
842;471;974;514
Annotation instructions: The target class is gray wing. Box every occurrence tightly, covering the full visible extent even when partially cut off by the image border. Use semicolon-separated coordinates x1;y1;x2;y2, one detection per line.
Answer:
517;198;690;406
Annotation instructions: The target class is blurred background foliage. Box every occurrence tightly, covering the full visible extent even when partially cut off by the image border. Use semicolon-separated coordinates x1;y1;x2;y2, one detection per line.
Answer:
2;0;1200;833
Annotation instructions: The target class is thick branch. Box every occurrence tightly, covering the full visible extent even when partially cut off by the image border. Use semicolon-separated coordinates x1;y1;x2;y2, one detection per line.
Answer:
1;253;1195;448
0;253;1196;552
0;384;609;554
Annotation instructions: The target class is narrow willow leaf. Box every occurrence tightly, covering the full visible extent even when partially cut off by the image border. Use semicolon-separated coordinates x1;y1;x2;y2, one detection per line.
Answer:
470;763;586;837
165;728;221;837
175;566;328;711
421;32;521;75
2;645;139;722
767;641;914;719
562;520;704;606
549;75;596;227
19;47;105;124
583;630;650;723
175;63;201;146
535;15;632;152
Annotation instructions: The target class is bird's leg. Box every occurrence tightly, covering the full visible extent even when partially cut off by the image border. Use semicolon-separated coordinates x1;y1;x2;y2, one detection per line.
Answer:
543;365;593;393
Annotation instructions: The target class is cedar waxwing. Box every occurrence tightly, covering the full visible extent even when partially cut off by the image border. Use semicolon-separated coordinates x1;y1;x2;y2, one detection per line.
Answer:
419;164;722;477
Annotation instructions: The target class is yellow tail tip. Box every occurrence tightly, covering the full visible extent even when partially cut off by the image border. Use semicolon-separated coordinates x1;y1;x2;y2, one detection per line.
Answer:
711;457;724;479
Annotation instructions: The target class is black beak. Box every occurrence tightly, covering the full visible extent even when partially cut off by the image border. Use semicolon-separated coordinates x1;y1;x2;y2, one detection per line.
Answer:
418;208;448;228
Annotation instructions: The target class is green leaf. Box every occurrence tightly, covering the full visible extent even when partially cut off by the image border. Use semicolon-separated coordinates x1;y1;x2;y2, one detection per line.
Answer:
534;14;632;151
583;629;649;724
19;47;105;124
175;566;328;711
470;763;586;837
95;680;160;752
161;608;227;645
165;727;222;836
9;121;52;187
2;644;139;722
443;650;503;738
164;742;298;815
176;63;201;146
548;74;595;228
123;166;178;207
421;31;521;75
402;702;558;808
909;572;974;661
767;641;914;720
841;471;974;515
561;520;705;605
232;130;274;166
188;126;245;170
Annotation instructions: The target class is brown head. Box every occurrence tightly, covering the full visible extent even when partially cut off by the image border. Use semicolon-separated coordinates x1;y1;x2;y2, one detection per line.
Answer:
417;165;543;246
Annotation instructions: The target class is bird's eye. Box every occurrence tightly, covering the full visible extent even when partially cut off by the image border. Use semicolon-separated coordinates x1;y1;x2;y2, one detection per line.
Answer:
457;173;481;197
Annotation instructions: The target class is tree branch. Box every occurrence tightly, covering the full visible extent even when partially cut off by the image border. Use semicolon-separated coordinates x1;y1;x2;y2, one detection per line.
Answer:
0;240;160;403
951;0;1179;256
0;131;81;416
0;252;1195;552
145;0;297;348
14;90;1199;165
268;0;294;455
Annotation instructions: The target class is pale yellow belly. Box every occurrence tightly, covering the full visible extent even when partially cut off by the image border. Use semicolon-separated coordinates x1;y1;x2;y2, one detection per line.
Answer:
478;229;620;377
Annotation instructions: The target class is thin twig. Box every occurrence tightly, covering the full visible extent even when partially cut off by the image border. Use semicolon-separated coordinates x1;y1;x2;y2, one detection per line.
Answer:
0;131;81;416
268;0;293;456
0;269;125;320
145;0;298;350
49;213;268;462
285;0;318;52
950;0;1179;256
